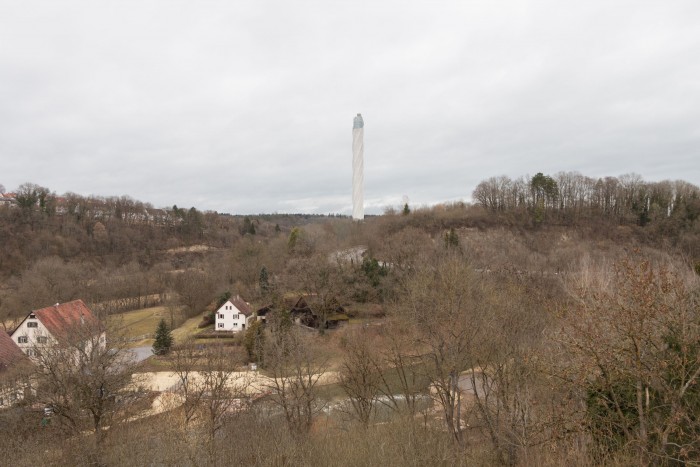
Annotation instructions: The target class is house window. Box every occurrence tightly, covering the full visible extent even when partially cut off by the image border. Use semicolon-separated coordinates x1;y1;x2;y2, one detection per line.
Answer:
233;323;238;327
27;321;38;328
26;349;34;357
218;323;224;328
18;336;28;344
233;314;239;320
38;336;48;344
218;313;224;319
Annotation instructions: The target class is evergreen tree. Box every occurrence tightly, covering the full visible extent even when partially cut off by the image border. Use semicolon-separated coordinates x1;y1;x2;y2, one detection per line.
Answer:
288;227;301;250
402;203;411;215
444;228;459;249
241;216;256;235
259;266;270;295
152;318;173;356
244;319;265;364
216;291;232;309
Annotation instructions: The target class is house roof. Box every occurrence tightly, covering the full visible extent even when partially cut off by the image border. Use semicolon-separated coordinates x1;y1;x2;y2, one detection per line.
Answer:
0;330;26;372
292;296;345;315
256;296;346;318
230;296;252;315
31;299;101;339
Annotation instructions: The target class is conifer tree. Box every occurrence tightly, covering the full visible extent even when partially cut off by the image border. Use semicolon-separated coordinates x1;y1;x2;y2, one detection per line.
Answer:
259;266;270;295
444;228;459;248
153;318;173;356
244;319;265;364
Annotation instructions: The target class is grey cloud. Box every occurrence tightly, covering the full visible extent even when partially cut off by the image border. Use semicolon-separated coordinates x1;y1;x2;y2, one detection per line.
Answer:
1;1;698;215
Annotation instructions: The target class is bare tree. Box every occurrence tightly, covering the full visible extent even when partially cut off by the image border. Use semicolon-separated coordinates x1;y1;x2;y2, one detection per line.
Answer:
557;255;700;464
170;341;249;465
170;340;207;431
171;269;217;318
338;329;381;426
373;319;426;419
400;252;481;446
397;249;551;464
265;329;327;435
199;343;248;443
33;319;141;451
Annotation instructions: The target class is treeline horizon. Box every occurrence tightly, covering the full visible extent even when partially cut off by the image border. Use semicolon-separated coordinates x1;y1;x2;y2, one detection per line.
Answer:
2;171;700;322
473;171;700;226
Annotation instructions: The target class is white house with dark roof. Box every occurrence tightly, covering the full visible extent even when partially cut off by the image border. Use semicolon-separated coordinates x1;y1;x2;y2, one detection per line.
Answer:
214;295;254;332
10;300;105;359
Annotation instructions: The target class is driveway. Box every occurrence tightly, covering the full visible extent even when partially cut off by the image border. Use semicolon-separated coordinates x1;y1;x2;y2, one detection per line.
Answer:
126;346;153;363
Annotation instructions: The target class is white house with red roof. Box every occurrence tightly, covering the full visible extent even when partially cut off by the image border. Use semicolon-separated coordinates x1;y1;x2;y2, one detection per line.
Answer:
215;296;254;332
10;300;105;359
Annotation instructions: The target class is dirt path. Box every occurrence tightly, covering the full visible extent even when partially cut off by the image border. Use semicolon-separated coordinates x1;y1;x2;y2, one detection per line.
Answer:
133;370;339;395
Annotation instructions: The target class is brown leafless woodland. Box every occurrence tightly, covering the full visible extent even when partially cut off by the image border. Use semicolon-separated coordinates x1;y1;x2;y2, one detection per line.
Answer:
1;174;700;465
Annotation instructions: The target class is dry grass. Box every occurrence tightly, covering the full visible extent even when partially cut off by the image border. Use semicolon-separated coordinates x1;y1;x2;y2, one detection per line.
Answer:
171;315;206;344
108;306;191;347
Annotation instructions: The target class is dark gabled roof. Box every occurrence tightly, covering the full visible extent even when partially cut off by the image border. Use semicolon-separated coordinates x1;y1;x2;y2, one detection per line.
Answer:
0;330;26;372
291;296;312;314
31;299;101;339
230;296;253;316
256;296;345;318
290;296;345;316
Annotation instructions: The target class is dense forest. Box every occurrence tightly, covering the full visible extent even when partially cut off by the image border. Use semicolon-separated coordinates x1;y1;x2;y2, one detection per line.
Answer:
1;172;700;466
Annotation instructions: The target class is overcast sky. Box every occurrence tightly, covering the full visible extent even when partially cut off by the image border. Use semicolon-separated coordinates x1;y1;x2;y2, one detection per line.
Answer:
1;1;698;214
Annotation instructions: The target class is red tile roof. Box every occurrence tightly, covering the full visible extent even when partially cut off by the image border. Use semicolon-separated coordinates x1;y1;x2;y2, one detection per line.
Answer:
0;330;25;371
32;299;101;339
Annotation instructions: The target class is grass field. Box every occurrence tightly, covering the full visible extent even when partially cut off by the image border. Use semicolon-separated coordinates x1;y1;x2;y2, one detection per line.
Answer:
109;306;186;347
108;305;227;348
171;315;208;344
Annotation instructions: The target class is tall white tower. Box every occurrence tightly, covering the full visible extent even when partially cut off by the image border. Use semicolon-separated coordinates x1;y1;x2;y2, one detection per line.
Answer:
352;113;364;220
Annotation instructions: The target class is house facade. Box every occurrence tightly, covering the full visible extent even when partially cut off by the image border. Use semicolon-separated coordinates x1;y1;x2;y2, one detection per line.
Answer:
10;300;106;359
0;330;32;408
214;296;253;332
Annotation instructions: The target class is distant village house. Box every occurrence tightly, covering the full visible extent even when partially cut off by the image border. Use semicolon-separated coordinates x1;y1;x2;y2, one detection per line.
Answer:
10;299;106;359
256;296;349;330
214;296;254;332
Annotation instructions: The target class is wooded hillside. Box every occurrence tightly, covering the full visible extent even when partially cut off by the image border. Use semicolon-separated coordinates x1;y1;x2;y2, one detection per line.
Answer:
1;173;700;465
